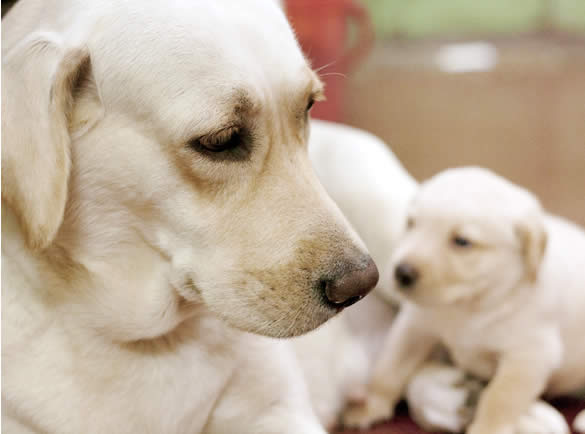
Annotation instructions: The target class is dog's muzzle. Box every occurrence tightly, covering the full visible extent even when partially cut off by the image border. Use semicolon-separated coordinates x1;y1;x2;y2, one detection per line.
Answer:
395;262;419;289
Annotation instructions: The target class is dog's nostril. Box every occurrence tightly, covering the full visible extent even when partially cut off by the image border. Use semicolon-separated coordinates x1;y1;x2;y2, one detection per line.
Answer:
338;294;365;308
321;258;379;309
395;263;419;288
319;279;330;294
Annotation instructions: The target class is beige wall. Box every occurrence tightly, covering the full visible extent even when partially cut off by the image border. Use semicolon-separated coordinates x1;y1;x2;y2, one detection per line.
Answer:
343;36;585;226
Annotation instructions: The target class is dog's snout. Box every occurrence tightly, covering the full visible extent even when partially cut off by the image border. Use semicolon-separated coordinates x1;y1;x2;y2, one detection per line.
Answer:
395;263;419;288
321;258;379;309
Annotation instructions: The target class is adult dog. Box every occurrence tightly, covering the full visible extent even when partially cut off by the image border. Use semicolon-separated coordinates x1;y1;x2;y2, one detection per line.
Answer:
1;1;380;433
343;167;585;434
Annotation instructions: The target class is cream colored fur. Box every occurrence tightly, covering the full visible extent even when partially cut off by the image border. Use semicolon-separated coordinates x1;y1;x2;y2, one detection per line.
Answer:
5;1;557;432
1;1;381;433
343;167;585;434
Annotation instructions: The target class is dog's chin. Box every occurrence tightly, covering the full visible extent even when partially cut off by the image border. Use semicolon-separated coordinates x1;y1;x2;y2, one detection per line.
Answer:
184;275;341;338
396;286;459;308
213;304;338;338
404;283;480;308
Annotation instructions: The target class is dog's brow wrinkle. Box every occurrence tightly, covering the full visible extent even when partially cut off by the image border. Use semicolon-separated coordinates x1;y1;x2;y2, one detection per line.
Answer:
232;89;257;117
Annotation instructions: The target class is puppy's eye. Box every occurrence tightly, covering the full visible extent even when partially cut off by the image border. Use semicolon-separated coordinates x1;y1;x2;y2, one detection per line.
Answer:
406;217;415;230
306;97;315;112
189;126;242;153
452;235;472;248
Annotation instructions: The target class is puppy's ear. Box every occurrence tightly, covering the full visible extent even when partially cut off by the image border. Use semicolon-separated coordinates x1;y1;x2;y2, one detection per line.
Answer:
2;33;102;250
516;212;548;283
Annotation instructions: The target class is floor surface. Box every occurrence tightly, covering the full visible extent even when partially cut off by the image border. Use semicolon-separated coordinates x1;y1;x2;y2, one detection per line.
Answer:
335;398;585;434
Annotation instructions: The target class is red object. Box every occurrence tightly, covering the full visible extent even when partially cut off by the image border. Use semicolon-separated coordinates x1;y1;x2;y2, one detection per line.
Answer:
285;0;374;121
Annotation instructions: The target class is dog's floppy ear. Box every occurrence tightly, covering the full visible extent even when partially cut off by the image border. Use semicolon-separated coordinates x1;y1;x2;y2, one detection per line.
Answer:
2;33;102;250
516;211;548;283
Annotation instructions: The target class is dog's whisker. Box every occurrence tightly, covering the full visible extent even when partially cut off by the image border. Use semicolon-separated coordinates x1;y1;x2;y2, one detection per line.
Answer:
318;72;347;79
314;60;337;73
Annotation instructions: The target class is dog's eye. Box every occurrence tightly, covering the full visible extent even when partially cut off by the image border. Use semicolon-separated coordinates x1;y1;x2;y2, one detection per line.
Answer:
452;235;472;248
306;97;315;112
189;126;241;153
406;217;415;230
187;126;253;161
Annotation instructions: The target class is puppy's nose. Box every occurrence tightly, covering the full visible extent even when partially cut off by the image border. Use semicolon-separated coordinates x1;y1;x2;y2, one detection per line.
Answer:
395;263;419;288
322;258;379;309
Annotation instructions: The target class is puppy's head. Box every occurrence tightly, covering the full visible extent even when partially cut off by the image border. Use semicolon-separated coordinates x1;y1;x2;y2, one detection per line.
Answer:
390;167;547;307
2;0;377;338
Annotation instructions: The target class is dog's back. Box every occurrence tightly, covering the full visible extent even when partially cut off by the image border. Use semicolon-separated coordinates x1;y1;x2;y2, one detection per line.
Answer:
541;214;585;395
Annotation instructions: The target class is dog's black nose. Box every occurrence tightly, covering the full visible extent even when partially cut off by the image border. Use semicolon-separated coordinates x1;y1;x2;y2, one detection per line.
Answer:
321;258;379;309
395;263;419;288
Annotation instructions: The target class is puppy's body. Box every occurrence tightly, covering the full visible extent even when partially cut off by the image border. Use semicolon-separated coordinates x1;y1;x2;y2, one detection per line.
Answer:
423;214;585;394
344;168;585;434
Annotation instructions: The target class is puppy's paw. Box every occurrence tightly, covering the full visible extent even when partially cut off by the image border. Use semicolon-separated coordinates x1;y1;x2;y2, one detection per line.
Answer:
341;392;395;430
574;409;585;433
513;401;569;434
406;362;483;433
467;401;569;434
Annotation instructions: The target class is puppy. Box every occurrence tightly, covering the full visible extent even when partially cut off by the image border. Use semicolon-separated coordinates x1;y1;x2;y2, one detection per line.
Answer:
343;167;585;434
2;1;379;433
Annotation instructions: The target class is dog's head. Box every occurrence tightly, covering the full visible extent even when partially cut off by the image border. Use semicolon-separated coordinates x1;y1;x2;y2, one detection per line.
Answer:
1;0;378;338
389;167;547;307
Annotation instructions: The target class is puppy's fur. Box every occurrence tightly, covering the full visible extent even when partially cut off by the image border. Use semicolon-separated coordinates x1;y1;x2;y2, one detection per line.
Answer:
343;167;585;434
1;1;380;433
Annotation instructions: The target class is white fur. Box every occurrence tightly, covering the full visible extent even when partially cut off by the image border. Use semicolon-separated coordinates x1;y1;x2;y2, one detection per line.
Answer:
575;409;585;433
299;120;418;428
343;167;585;434
308;120;419;303
308;126;488;433
0;0;483;430
2;1;381;433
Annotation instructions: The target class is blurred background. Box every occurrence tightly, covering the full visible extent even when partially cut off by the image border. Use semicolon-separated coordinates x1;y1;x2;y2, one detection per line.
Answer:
2;0;583;222
2;1;584;432
286;0;585;226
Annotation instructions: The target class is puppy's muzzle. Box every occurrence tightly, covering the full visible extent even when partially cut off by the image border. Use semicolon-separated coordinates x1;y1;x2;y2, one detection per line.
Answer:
321;258;378;309
395;262;419;289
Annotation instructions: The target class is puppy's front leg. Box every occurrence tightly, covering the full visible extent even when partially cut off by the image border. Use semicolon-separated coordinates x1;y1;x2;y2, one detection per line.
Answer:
342;304;438;429
467;334;562;434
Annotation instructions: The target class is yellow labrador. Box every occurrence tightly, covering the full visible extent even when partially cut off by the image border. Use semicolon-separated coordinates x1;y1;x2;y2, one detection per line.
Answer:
1;1;379;433
343;167;585;434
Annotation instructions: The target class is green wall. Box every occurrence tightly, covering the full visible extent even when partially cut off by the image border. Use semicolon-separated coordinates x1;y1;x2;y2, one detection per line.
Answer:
364;0;585;38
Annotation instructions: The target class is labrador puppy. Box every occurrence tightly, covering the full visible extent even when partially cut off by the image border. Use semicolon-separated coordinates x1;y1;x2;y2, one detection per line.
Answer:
342;167;585;434
1;1;380;433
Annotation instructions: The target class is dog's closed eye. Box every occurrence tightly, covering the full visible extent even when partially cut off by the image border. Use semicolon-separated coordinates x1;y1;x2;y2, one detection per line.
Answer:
187;125;252;161
452;235;472;248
